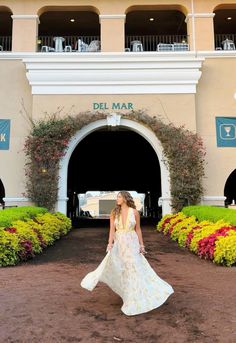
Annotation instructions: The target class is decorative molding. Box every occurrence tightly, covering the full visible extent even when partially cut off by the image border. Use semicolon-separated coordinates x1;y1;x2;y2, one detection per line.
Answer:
99;14;126;22
201;196;226;207
202;196;226;201
197;51;236;58
11;14;40;24
2;51;236;62
3;197;30;202
106;112;122;126
22;52;204;95
185;13;215;22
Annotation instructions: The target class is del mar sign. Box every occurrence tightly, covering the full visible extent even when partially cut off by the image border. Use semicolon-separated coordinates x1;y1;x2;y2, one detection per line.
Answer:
93;102;134;110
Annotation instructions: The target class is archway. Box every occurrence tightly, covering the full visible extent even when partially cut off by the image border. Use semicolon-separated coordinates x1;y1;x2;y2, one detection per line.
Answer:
214;5;236;49
224;169;236;206
57;117;171;216
125;5;188;51
37;6;100;52
0;178;5;208
0;6;12;51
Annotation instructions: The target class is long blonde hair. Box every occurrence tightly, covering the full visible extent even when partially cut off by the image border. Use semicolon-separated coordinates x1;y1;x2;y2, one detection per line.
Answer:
111;191;136;218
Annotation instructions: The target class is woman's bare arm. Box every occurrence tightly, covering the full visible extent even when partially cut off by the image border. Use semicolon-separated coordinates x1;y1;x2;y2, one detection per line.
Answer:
134;209;144;246
108;213;116;245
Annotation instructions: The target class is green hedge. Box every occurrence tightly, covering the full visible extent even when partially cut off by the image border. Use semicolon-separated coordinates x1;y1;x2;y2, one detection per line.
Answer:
182;206;236;225
0;206;48;227
0;211;72;267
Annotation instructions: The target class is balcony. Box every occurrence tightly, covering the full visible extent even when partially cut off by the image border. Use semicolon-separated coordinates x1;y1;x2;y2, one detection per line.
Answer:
125;8;188;52
125;34;189;52
0;36;12;51
215;34;236;50
214;7;236;50
37;35;100;52
0;8;12;51
37;9;100;52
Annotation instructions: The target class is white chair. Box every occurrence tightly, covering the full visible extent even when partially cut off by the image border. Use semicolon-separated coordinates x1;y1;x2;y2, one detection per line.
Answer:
222;38;235;50
87;40;101;52
0;45;3;51
53;36;65;52
130;40;143;52
173;43;189;51
157;43;174;51
64;45;72;52
41;45;55;52
77;39;89;52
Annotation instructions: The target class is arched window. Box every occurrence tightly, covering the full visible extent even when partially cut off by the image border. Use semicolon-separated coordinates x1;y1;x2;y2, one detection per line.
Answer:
214;5;236;50
0;179;5;207
37;7;100;52
125;6;188;52
224;169;236;206
0;6;12;51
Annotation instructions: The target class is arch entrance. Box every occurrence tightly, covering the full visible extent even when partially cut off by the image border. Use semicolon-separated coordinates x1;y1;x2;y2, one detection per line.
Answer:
57;116;171;217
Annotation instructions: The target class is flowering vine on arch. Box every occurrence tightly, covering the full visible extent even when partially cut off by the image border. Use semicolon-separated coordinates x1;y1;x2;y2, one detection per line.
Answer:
23;110;206;212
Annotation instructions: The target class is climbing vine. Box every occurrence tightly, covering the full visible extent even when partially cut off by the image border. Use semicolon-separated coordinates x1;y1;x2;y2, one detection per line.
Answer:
23;110;205;212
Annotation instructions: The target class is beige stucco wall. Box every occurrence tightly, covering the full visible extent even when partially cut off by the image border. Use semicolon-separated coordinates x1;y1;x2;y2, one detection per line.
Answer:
196;57;236;198
0;60;32;201
32;93;196;131
1;55;236;204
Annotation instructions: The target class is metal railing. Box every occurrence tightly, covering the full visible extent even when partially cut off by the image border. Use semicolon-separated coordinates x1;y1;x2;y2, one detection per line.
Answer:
215;34;236;49
37;35;100;52
125;34;189;51
0;36;12;51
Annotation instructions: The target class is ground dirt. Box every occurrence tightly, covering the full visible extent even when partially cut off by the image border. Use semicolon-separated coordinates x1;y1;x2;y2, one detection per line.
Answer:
0;224;235;343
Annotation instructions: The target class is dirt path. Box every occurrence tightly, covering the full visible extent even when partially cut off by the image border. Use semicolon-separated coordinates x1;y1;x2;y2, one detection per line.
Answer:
0;224;235;343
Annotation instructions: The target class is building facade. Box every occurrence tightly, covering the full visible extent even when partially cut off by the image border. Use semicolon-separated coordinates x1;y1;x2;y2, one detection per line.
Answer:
1;0;236;215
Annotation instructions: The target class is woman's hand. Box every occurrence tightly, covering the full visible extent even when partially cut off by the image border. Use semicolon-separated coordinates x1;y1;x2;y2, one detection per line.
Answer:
106;243;113;252
139;244;147;255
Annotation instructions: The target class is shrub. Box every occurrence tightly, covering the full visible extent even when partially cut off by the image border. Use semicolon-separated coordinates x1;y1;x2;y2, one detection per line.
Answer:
0;212;72;267
0;206;47;227
157;212;236;266
182;206;236;225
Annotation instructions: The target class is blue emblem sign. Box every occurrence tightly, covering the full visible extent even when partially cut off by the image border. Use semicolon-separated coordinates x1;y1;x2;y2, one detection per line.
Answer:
0;119;11;150
215;117;236;147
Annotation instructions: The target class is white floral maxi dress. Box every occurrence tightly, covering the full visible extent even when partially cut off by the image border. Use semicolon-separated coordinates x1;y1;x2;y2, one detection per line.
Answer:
80;207;174;316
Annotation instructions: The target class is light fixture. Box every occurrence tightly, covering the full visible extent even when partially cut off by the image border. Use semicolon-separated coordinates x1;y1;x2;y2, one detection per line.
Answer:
70;18;75;22
149;18;154;22
41;168;47;173
227;17;232;21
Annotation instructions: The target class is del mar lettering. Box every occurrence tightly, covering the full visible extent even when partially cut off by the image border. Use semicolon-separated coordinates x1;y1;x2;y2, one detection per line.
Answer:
93;102;133;110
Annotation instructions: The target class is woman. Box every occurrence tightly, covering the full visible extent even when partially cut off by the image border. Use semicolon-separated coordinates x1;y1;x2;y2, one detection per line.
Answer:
80;191;174;316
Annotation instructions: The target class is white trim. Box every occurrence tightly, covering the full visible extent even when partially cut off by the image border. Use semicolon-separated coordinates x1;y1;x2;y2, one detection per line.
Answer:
185;13;215;22
197;51;236;58
99;14;126;20
3;197;30;202
57;117;172;216
201;196;226;207
11;14;40;24
22;52;204;95
202;196;226;201
0;51;235;60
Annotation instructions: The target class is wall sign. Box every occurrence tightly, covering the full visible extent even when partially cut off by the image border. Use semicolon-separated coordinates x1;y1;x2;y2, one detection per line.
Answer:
216;117;236;147
0;119;11;150
93;102;134;111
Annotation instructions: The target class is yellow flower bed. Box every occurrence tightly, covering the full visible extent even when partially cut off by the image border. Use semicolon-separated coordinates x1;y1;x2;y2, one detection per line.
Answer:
0;211;72;267
157;212;236;266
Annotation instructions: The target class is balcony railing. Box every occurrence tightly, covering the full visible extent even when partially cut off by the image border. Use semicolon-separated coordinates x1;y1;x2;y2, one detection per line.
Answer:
125;35;189;51
0;36;12;51
37;35;100;52
215;34;236;50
